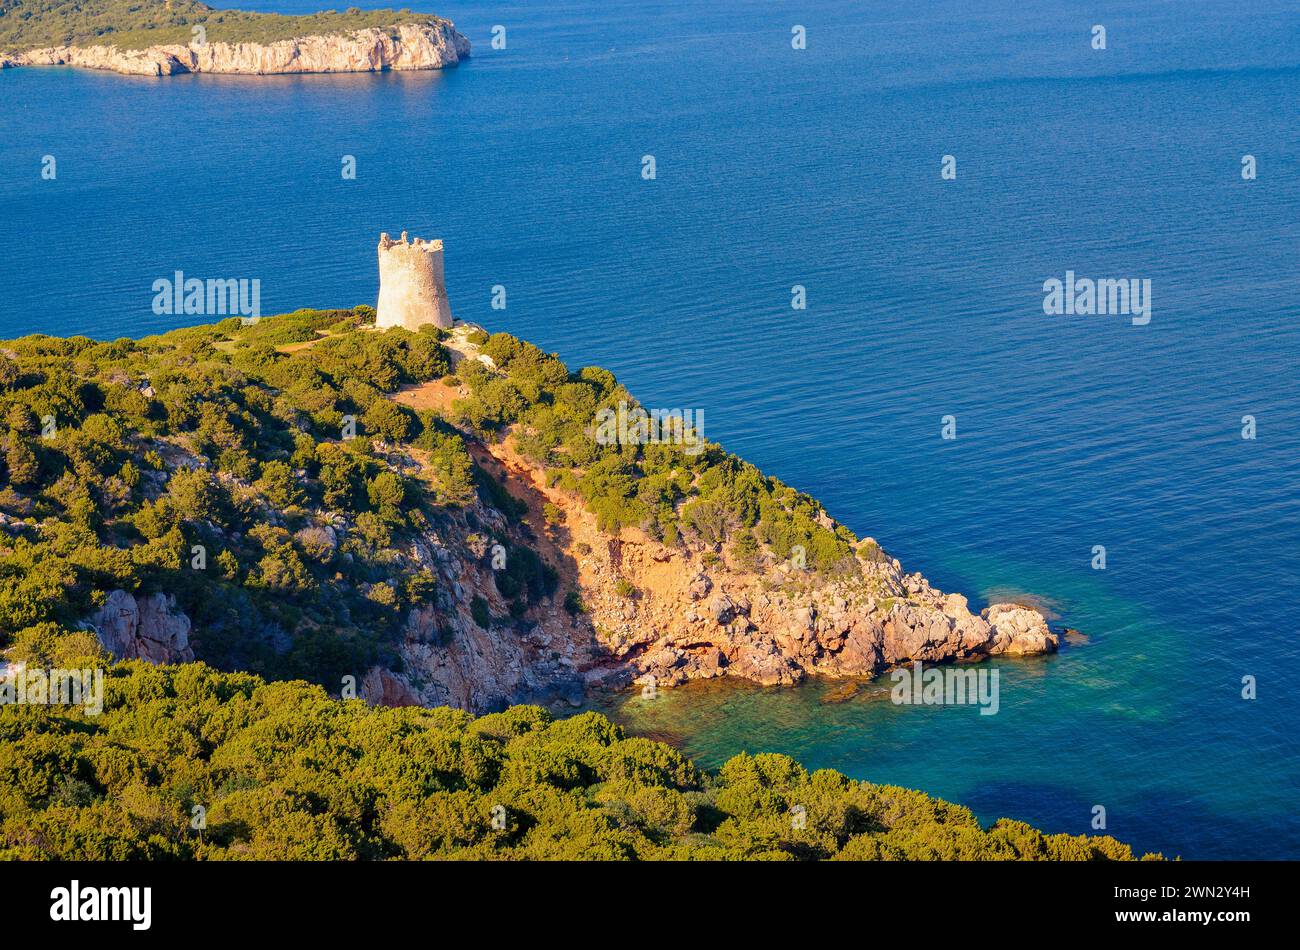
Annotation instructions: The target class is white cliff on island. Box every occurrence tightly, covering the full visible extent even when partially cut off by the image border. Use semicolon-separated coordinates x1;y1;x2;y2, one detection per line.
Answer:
3;21;469;77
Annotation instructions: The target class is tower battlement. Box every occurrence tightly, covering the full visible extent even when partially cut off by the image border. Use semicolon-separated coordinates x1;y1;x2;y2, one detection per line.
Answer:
376;231;453;330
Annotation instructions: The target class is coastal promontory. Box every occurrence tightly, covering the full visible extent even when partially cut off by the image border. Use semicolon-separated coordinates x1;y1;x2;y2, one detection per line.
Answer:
0;304;1062;713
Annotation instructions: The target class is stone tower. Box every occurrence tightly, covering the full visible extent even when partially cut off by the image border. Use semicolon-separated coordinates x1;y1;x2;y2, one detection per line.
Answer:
376;231;453;330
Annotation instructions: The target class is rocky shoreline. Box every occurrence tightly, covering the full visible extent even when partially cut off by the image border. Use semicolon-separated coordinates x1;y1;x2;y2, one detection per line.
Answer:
1;22;469;77
70;331;1064;716
359;356;1063;712
79;407;1063;714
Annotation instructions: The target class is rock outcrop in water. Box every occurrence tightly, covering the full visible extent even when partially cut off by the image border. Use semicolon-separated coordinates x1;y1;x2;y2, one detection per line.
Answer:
72;395;1057;714
3;22;469;77
490;440;1056;694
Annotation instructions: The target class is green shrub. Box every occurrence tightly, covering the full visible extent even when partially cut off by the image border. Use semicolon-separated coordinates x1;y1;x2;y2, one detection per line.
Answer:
470;595;492;629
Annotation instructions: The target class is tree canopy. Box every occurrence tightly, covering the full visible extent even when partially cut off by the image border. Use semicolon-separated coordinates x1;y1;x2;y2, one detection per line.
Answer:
0;0;446;53
0;659;1156;861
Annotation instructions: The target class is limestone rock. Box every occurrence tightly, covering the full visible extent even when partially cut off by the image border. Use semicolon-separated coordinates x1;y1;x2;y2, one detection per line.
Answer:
360;667;420;707
6;22;470;77
68;375;1067;715
985;603;1060;656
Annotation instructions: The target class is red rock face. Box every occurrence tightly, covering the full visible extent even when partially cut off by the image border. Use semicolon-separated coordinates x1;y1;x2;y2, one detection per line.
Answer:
351;388;1062;712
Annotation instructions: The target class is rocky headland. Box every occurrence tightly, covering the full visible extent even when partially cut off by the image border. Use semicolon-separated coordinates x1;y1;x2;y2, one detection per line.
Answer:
350;334;1061;711
0;312;1063;716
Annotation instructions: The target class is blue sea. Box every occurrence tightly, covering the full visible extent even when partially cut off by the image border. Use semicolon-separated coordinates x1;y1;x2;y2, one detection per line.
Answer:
2;0;1298;859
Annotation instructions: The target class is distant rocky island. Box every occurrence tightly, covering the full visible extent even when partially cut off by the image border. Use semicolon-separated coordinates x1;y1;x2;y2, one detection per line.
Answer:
0;0;469;76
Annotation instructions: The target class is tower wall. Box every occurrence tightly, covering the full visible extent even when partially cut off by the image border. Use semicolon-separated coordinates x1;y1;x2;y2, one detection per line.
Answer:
376;231;453;330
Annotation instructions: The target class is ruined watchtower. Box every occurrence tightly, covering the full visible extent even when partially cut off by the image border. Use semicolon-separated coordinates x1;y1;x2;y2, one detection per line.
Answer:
376;231;453;330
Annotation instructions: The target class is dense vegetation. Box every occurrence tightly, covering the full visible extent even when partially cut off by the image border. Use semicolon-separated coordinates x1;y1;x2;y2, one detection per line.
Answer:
0;658;1154;860
0;0;443;52
0;307;858;693
0;307;473;686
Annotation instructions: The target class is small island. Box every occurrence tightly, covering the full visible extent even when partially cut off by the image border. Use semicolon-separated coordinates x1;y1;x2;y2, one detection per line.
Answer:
0;0;469;76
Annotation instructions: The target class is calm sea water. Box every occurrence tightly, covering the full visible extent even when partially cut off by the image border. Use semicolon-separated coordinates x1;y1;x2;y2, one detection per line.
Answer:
2;0;1298;858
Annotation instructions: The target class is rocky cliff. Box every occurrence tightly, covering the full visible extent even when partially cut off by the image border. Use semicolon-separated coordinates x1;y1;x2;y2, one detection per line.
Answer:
75;386;1057;714
58;323;1060;715
347;361;1062;713
4;22;469;76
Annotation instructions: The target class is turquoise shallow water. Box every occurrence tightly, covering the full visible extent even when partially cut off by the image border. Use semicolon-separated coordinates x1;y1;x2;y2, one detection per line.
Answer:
2;0;1298;857
589;551;1289;861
